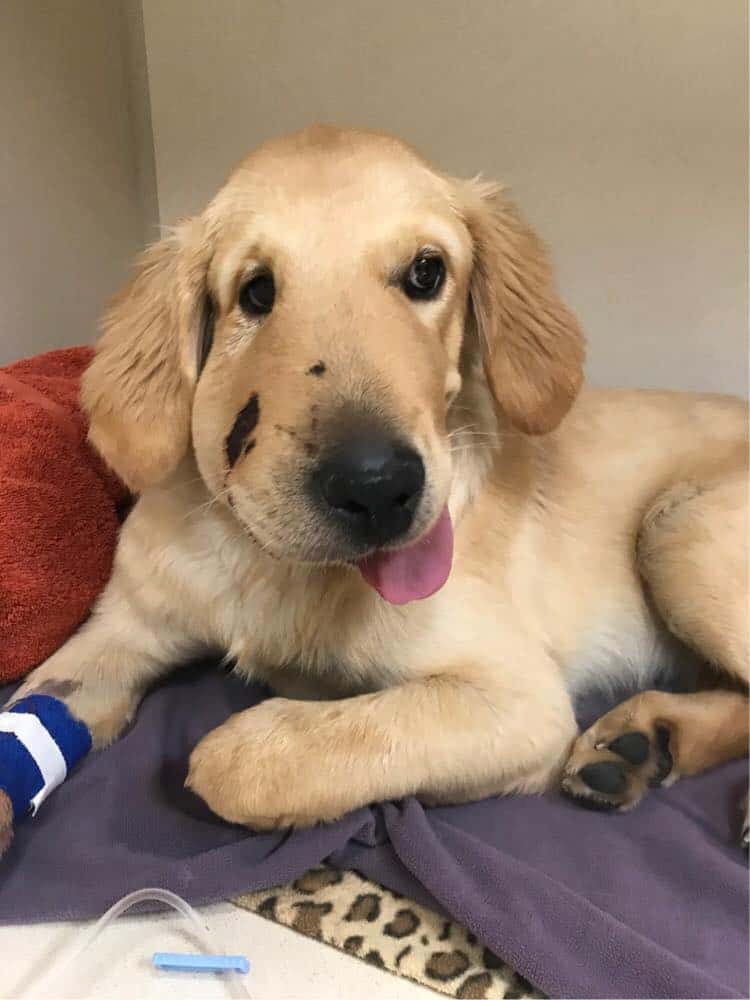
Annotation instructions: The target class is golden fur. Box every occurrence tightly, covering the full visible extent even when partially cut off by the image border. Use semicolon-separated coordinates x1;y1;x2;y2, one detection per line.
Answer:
6;125;748;843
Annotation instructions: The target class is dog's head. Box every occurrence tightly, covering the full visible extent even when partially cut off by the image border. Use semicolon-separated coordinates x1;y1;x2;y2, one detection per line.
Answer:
83;125;584;603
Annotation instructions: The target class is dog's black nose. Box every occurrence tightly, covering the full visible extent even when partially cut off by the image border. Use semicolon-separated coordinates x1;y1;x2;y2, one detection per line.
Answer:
314;434;425;545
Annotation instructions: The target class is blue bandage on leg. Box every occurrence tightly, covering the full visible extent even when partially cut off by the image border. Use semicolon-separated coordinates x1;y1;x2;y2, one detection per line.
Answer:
0;695;92;820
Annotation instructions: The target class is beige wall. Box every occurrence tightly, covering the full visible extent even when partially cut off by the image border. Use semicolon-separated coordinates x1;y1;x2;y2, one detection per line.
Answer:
2;2;746;392
0;0;157;364
143;0;748;396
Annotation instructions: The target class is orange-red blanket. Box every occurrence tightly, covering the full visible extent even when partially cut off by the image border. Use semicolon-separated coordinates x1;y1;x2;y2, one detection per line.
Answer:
0;348;127;682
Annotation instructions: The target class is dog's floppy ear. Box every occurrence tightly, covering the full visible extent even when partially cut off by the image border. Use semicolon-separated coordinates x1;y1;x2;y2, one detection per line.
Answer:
463;181;585;435
81;220;212;492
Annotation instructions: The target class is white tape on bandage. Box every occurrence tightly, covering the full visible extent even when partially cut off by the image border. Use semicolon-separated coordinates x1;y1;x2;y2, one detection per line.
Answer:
0;712;68;814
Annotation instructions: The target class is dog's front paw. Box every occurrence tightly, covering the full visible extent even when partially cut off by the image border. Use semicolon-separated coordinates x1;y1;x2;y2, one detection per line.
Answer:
186;699;355;831
0;790;14;858
561;699;675;812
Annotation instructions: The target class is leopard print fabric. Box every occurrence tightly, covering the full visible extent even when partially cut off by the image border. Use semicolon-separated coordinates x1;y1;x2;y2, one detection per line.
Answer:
233;867;543;999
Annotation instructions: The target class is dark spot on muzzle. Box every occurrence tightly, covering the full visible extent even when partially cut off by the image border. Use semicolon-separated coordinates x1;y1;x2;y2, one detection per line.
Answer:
225;393;260;469
274;424;298;439
307;361;326;376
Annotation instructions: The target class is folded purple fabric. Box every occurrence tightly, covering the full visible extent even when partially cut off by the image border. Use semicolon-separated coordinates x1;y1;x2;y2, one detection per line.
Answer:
0;663;746;999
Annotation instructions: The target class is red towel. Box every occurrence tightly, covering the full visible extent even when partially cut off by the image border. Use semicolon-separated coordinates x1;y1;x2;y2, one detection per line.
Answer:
0;347;128;683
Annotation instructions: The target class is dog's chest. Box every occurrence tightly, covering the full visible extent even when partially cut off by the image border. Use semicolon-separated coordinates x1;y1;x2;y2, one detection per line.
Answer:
225;568;407;694
567;605;697;696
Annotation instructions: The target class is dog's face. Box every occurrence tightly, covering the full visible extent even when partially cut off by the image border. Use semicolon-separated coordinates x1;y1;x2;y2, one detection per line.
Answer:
192;136;472;568
83;126;584;600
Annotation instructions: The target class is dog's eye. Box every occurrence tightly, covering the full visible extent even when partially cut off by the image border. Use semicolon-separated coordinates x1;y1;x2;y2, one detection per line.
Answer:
402;254;445;301
239;271;275;316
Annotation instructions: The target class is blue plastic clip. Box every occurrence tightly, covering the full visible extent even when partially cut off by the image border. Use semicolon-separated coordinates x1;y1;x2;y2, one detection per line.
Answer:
153;952;250;974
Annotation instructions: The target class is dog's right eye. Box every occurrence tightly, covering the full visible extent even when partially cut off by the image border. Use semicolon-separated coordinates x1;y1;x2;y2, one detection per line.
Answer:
239;271;275;316
402;253;445;301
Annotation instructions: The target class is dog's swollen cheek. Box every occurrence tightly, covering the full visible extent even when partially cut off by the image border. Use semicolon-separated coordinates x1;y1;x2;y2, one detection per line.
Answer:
225;393;260;468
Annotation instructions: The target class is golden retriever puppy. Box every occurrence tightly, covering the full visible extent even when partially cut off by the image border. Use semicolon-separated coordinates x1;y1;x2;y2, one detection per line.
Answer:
4;125;748;851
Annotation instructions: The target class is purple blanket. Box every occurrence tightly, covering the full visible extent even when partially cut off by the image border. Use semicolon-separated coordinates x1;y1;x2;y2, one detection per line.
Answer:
0;662;747;999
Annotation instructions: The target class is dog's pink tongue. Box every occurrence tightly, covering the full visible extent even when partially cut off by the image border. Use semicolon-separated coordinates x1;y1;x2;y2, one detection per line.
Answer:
358;507;453;605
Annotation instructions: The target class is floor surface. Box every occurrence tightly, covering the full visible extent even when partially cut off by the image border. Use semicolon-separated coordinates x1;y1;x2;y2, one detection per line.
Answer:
0;901;435;999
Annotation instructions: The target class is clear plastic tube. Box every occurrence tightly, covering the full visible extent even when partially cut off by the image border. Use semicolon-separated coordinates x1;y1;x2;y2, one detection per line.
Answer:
21;887;252;998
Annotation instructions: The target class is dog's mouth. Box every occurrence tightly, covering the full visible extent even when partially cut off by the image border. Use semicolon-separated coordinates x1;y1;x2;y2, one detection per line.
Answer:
226;484;454;603
356;506;454;605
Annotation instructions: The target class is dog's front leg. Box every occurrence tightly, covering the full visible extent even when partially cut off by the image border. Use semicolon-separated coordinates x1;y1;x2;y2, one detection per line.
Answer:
0;544;197;854
187;659;577;829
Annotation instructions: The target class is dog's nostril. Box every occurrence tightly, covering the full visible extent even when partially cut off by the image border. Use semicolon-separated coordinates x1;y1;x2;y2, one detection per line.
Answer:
340;499;367;516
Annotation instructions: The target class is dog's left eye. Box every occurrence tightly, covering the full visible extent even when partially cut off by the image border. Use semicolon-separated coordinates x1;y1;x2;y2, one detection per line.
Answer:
402;254;445;301
239;271;275;316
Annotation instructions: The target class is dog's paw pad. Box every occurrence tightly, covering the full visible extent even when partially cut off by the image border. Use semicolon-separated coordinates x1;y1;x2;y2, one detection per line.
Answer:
579;761;628;795
648;726;674;787
608;731;650;765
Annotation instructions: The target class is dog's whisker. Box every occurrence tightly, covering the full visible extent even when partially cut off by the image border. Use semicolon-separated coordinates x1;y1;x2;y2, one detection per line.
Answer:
447;423;501;442
181;485;233;522
448;434;502;446
449;444;496;456
447;423;480;436
450;431;501;441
